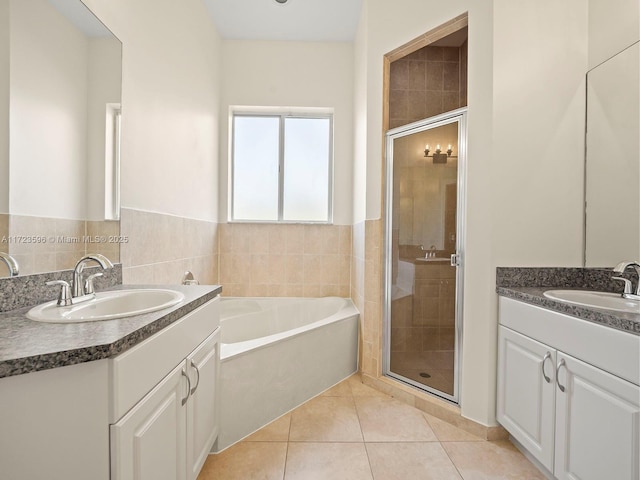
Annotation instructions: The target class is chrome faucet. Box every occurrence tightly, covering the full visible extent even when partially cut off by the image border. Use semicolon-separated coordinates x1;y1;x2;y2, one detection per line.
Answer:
72;253;114;299
612;261;640;300
0;252;19;277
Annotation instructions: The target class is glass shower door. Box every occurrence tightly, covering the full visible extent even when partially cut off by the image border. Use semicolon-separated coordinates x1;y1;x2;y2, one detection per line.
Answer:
384;109;466;403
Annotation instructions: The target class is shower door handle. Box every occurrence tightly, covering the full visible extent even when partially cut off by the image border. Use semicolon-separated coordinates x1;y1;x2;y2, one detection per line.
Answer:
450;254;460;267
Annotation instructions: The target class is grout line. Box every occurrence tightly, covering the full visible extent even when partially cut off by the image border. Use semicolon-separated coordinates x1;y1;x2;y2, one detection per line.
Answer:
281;405;294;480
439;441;466;479
351;381;375;478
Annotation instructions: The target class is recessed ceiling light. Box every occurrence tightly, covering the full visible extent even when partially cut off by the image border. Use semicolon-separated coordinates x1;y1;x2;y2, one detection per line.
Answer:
274;0;289;4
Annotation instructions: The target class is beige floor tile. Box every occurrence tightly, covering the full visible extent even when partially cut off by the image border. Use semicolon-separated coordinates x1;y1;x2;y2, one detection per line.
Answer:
366;442;463;480
197;441;287;480
347;375;389;397
289;396;363;442
442;440;547;479
355;396;438;442
423;413;483;442
245;413;291;442
285;442;373;480
321;378;353;397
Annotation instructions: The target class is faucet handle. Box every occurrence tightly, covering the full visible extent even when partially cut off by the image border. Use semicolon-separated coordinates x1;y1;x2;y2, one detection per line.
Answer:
84;272;104;295
612;276;633;295
46;280;72;306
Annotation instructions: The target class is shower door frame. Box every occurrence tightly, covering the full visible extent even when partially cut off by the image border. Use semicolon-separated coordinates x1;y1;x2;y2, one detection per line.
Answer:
383;108;467;405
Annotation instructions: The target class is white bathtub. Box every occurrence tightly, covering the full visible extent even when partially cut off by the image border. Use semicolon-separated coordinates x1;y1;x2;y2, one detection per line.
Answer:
215;296;359;451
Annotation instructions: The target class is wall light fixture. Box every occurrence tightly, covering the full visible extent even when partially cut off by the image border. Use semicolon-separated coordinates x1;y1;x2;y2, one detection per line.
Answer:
423;144;457;164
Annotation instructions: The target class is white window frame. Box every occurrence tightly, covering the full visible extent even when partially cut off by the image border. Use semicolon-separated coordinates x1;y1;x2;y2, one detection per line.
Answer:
229;108;334;224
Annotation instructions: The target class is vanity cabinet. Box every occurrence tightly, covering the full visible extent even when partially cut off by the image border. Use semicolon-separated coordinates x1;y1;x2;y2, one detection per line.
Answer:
111;362;187;480
497;297;640;480
111;300;220;480
111;329;219;480
0;291;220;480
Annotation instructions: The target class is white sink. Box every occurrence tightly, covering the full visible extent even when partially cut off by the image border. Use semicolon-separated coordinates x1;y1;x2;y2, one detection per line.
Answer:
543;290;640;314
415;257;450;263
27;289;185;323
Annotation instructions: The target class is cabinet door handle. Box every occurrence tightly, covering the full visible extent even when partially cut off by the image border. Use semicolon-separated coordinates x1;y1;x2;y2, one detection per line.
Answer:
556;358;566;392
181;368;191;406
190;360;200;395
541;352;552;383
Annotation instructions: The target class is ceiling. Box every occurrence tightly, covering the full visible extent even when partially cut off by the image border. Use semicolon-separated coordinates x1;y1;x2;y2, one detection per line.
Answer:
202;0;363;42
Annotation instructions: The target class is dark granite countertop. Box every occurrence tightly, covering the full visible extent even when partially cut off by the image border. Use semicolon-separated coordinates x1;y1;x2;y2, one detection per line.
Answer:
496;267;640;335
497;286;640;335
0;284;222;379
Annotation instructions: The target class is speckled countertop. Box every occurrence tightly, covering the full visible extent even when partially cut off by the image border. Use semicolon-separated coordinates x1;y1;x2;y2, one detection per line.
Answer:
0;284;222;379
496;267;640;335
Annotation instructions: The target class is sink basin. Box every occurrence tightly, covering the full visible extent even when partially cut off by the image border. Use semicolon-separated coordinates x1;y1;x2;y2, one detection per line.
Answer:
27;289;185;323
543;290;640;314
415;257;450;263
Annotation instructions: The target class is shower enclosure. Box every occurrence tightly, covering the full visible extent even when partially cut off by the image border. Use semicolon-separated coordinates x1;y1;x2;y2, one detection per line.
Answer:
384;108;467;403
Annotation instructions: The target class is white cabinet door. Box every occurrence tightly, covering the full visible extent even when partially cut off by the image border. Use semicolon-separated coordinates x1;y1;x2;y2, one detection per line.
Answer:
554;352;640;480
186;328;220;480
111;362;188;480
497;326;557;471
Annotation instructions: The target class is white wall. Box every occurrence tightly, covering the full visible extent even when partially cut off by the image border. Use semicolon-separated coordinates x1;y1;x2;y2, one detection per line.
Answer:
9;0;88;219
491;0;587;267
357;0;588;425
86;37;122;221
0;0;8;214
218;40;355;225
352;1;368;224
84;0;222;223
588;0;639;69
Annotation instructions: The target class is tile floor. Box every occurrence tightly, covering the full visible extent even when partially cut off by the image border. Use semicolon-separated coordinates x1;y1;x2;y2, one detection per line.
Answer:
198;374;547;480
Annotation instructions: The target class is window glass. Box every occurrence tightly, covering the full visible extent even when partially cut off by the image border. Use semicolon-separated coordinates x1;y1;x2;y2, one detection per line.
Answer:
232;116;280;221
283;117;330;222
231;112;332;223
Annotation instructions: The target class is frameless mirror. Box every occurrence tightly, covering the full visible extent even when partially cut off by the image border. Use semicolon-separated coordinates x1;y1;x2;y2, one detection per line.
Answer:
0;0;122;277
584;42;639;266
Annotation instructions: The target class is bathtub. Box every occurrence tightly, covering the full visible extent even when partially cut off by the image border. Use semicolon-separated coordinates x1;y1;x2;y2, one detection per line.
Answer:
214;296;359;451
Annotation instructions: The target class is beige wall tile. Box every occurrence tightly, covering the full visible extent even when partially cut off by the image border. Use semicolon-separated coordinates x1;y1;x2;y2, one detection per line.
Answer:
123;264;155;284
0;214;8;245
284;224;305;254
284;254;304;284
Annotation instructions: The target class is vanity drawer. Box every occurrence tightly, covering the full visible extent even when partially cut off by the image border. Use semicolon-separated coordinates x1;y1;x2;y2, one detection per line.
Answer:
109;296;220;422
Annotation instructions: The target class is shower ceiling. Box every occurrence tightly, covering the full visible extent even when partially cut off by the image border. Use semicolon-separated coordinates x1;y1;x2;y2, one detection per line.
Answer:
202;0;363;41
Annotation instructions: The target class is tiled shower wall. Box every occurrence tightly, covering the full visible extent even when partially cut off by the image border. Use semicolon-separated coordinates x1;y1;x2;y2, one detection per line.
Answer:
389;42;468;130
120;208;218;285
218;223;351;297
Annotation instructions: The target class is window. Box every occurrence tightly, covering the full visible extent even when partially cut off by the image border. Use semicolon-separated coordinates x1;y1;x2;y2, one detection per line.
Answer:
231;111;333;223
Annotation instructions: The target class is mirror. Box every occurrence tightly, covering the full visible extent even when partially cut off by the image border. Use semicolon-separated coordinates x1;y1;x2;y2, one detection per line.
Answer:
584;42;639;266
0;0;122;277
